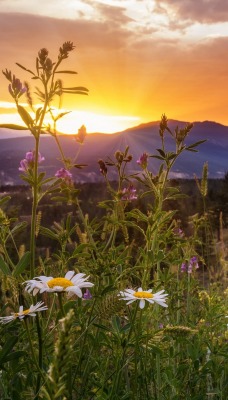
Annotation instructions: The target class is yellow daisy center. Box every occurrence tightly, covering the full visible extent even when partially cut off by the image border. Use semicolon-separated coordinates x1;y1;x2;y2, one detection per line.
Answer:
47;277;74;289
15;309;30;316
133;291;153;299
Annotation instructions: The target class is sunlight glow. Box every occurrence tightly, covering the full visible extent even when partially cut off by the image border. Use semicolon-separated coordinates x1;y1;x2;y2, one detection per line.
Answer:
0;108;141;135
56;111;141;134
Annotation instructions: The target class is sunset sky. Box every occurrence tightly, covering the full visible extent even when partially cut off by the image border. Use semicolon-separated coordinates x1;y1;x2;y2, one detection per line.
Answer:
0;0;228;133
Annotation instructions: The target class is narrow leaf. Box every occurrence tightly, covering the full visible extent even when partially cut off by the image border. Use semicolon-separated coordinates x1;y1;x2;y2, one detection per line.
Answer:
55;70;78;74
0;124;27;130
10;221;27;237
13;251;31;277
63;86;89;91
156;148;166;157
62;90;88;95
186;139;207;149
39;226;59;241
0;196;11;206
74;163;88;169
17;105;33;127
15;63;35;75
55;111;71;121
0;337;18;363
4;350;26;362
0;256;11;275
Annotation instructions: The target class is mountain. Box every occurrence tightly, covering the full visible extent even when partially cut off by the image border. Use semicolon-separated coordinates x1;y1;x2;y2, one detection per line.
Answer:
0;120;227;185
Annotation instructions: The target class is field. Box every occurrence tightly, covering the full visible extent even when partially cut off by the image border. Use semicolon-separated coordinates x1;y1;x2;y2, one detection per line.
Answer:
0;42;227;400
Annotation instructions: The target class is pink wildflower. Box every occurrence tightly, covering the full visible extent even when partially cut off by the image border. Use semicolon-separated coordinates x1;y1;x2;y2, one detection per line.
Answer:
8;75;26;99
83;289;92;300
137;152;148;169
19;151;45;172
55;168;72;182
121;184;137;201
181;256;199;274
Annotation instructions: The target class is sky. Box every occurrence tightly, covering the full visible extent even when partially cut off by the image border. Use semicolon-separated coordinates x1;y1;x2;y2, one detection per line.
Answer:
0;0;228;133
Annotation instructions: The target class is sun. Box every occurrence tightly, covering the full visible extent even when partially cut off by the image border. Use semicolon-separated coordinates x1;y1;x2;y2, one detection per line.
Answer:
50;110;141;134
0;103;141;135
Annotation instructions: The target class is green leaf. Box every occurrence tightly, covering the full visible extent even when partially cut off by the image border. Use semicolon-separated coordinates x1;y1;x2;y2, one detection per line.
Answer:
55;70;78;74
74;163;88;169
186;139;207;149
0;124;27;130
3;350;26;362
0;255;11;275
63;86;89;91
9;222;27;237
0;196;11;206
147;343;163;355
13;251;31;277
17;105;33;127
39;226;59;241
93;323;111;332
55;111;71;121
15;62;35;76
0;336;18;364
62;90;88;95
156;148;166;158
35;107;43;123
37;172;46;184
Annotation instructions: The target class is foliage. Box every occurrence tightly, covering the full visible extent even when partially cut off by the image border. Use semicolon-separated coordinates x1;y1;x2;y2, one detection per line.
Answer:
0;42;227;400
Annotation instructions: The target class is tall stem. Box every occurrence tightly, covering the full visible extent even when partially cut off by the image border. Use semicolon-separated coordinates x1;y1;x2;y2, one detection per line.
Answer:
30;136;40;278
29;85;49;278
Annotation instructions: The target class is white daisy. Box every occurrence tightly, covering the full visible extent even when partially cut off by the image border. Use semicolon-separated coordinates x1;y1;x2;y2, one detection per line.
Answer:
0;302;48;324
119;287;168;309
24;271;94;298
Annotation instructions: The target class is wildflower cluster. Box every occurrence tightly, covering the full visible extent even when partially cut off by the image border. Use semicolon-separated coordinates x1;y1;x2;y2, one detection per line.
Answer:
19;150;45;172
120;184;137;201
0;41;226;400
181;256;199;273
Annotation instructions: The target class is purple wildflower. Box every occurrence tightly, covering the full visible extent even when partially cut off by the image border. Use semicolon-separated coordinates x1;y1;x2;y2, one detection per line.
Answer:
55;168;72;182
190;256;199;269
188;264;193;274
83;289;92;300
137;152;148;169
19;151;45;172
19;159;29;172
181;256;199;274
8;75;26;99
181;263;187;273
121;184;137;201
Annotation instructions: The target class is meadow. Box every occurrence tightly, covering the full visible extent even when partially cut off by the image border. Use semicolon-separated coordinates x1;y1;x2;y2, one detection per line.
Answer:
0;42;227;400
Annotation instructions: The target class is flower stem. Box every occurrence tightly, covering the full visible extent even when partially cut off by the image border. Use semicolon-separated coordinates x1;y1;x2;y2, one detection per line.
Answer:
23;319;46;393
30;136;40;279
57;292;65;317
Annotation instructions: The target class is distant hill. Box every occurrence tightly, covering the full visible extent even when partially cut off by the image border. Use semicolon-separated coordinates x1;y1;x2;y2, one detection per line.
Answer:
0;120;227;185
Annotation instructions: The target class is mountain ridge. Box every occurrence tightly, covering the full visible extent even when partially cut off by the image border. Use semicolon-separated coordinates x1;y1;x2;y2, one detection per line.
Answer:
0;119;227;184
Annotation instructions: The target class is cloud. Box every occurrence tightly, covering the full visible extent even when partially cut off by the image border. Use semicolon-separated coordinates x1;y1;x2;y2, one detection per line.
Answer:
84;0;133;25
1;7;228;126
154;0;228;24
0;12;133;57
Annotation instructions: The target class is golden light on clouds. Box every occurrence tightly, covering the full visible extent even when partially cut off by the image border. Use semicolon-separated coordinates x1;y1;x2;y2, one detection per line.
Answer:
1;0;228;133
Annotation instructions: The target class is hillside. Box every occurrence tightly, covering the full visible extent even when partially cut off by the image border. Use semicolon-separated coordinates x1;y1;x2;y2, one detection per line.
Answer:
0;120;227;184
